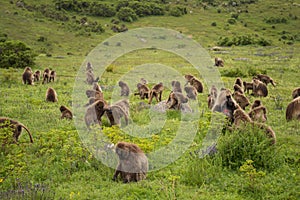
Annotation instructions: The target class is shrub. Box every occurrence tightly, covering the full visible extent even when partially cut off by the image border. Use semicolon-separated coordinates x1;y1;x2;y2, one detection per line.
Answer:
88;3;116;17
264;17;288;24
169;5;187;17
221;68;248;78
217;35;272;46
227;18;236;24
211;22;217;26
117;7;138;22
0;40;36;69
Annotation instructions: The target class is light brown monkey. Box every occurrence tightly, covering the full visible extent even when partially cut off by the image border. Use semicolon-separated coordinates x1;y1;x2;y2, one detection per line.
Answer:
134;83;150;100
84;100;108;129
292;87;300;99
140;78;148;85
243;81;253;94
286;96;300;121
233;84;244;94
113;141;148;183
171;81;182;93
60;105;73;120
233;91;250;110
93;82;102;92
148;82;164;104
45;87;58;102
250;99;262;110
185;75;203;93
42;68;51;84
118;81;130;96
22;67;34;85
167;91;189;110
86;90;104;100
184;86;197;100
33;70;41;82
105;99;130;126
208;85;218;109
248;105;267;123
256;74;276;87
214;57;224;67
252;79;268;97
233;107;252;126
0;117;33;143
49;70;56;82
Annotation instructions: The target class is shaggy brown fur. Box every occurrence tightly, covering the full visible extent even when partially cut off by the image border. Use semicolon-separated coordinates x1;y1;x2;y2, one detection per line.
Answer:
45;87;58;102
167;91;189;110
292;87;300;99
148;82;164;104
113;141;148;183
105;99;130;126
249;105;267;123
171;81;182;93
134;83;150;100
214;57;224;67
84;100;108;129
233;91;250;110
243;81;253;94
185;75;203;93
233;84;244;94
86;90;104;100
33;70;41;82
286;97;300;121
234;77;243;88
118;81;130;96
252;79;268;97
0;117;33;143
49;70;56;82
42;68;51;84
184;86;197;100
60;105;73;120
256;74;276;87
22;67;34;85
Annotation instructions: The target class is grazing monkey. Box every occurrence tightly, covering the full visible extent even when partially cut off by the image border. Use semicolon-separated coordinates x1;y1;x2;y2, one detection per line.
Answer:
93;82;102;92
0;117;33;143
42;68;51;84
84;100;108;129
134;83;150;100
60;105;73;120
256;74;276;87
49;70;56;82
113;141;148;183
118;81;130;96
185;75;203;93
86;90;104;100
214;57;224;67
252;79;268;97
167;91;189;110
171;81;182;93
233;91;250;110
292;87;300;99
286;97;300;121
243;81;253;94
33;70;41;82
184;86;198;100
45;87;58;102
233;84;244;94
105;99;130;126
148;82;164;104
233;107;252;126
22;67;34;85
248;104;267;123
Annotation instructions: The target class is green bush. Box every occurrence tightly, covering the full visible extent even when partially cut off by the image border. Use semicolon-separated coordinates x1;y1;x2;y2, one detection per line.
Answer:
264;17;288;24
169;5;187;17
0;40;36;69
117;7;138;22
217;35;272;46
227;18;237;24
88;3;116;17
221;68;248;77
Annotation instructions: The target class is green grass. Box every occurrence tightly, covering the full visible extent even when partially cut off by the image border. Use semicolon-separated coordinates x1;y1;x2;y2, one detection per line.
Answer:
0;0;300;199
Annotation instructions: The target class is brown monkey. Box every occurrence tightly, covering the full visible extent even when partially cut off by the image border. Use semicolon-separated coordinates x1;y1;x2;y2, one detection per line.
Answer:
49;70;56;82
33;70;41;82
84;97;97;107
84;100;108;129
0;117;33;143
214;57;224;67
134;83;150;100
286;97;300;121
171;81;182;93
86;70;99;85
208;85;218;109
243;81;253;94
22;67;34;85
252;79;268;97
256;74;276;87
86;62;93;71
140;78;148;85
184;86;198;100
248;105;267;123
185;75;203;93
42;68;51;84
184;74;194;84
60;105;73;120
93;82;102;92
118;81;130;96
167;91;189;110
86;90;104;100
250;100;262;110
233;84;244;94
234;77;243;88
105;99;130;126
292;87;300;99
113;141;148;183
148;82;164;104
233;107;252;126
233;91;250;110
45;87;58;102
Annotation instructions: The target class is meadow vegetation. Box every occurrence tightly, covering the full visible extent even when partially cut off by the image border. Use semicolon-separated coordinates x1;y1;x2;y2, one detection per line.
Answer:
0;0;299;199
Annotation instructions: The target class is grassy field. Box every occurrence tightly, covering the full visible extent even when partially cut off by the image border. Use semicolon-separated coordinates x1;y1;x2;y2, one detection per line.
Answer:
0;0;300;199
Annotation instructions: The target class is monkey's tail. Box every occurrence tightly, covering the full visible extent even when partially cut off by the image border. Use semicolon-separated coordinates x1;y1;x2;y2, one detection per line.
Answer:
20;124;34;143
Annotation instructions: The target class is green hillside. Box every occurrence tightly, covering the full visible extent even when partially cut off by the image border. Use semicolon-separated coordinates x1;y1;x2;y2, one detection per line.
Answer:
0;0;299;199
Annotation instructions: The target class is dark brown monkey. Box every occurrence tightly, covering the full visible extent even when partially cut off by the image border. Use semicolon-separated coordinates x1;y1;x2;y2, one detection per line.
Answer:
292;87;300;99
33;70;41;82
113;141;148;183
105;99;130;126
84;100;108;129
256;74;276;87
214;57;224;67
86;90;104;100
118;81;130;96
148;82;164;104
167;91;189;110
252;79;268;97
60;105;73;120
0;117;33;143
42;68;51;84
286;96;300;121
234;77;243;88
184;74;194;84
184;86;197;100
134;83;150;100
49;70;56;82
45;87;58;102
171;81;182;93
243;81;253;94
22;67;34;85
86;62;93;71
233;84;244;94
248;105;267;123
93;82;102;92
86;70;99;85
233;91;250;110
251;100;262;110
185;75;203;93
